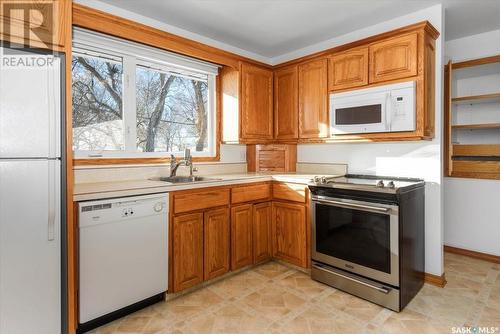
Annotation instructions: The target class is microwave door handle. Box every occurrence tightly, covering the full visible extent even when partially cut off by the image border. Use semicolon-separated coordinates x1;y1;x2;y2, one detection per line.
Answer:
385;92;392;131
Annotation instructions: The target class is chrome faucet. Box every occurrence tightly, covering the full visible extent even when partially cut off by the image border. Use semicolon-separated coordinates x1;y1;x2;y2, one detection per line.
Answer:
169;148;196;177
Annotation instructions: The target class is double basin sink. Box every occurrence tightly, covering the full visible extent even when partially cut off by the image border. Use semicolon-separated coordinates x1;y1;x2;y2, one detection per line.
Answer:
150;175;222;184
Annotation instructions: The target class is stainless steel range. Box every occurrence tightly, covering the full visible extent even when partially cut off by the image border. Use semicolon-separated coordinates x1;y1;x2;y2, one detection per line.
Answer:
309;174;425;312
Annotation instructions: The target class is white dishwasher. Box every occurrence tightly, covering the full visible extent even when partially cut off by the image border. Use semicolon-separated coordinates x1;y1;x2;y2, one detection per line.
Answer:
78;193;168;331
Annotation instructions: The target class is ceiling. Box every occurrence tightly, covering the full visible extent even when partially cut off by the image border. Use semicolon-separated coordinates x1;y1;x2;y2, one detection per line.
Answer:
97;0;500;60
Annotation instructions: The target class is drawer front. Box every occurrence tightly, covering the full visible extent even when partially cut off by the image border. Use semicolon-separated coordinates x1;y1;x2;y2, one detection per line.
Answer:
231;183;271;204
173;188;230;214
272;182;307;203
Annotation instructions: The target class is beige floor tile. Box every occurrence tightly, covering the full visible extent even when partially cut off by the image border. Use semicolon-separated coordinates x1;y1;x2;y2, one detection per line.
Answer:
115;315;151;332
279;305;366;334
318;289;384;323
239;285;307;321
275;270;333;299
251;261;292;279
379;309;452;334
89;254;500;334
478;305;500;326
208;270;266;299
188;303;272;334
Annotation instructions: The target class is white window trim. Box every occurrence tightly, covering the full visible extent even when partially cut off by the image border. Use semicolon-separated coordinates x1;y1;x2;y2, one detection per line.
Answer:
72;28;219;159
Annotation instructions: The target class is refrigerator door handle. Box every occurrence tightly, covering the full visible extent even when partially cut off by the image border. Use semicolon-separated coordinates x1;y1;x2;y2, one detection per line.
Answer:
47;160;56;241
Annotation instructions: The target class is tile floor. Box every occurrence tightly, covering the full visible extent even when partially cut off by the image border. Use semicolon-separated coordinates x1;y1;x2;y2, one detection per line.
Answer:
90;252;500;334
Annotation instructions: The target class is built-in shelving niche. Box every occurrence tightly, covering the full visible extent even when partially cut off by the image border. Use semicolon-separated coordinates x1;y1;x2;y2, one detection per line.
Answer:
444;56;500;179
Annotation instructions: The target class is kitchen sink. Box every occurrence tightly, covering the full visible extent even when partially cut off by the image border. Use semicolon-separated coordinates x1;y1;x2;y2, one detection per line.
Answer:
150;176;222;183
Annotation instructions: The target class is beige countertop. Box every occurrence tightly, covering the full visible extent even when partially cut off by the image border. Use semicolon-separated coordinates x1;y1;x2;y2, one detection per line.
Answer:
73;172;340;202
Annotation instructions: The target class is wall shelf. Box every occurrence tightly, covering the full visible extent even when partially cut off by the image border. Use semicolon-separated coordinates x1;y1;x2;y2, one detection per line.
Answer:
451;123;500;130
451;92;500;105
444;55;500;180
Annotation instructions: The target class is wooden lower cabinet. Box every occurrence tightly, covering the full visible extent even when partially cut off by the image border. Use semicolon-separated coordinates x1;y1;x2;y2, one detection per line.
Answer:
272;202;307;268
252;202;272;264
204;207;230;280
231;204;254;270
173;212;204;292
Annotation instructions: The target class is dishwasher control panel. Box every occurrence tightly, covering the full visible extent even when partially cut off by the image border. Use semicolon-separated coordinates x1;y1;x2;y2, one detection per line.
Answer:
79;194;169;227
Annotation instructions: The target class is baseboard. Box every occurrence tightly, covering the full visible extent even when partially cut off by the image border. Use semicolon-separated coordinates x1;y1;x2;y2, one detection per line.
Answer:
444;245;500;264
424;272;447;288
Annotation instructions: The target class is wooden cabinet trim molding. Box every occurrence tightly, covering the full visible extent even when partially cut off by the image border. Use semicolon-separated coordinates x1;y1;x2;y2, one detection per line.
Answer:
72;3;271;69
274;21;438;69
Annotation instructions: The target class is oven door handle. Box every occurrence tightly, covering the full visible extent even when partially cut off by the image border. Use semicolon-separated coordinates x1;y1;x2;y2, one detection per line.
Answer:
312;197;390;213
313;263;391;294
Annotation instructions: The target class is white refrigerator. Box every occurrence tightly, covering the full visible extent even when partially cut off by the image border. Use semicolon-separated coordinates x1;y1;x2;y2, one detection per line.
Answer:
0;47;64;334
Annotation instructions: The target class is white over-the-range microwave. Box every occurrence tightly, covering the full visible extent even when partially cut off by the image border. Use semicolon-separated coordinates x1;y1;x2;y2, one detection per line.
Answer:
330;81;416;135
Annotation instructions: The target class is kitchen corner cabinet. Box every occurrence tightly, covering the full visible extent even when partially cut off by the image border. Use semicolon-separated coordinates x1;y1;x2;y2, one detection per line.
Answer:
0;0;71;51
252;202;273;264
221;62;273;144
298;58;329;139
328;47;369;91
272;201;307;268
231;204;254;270
274;66;299;140
204;207;230;280
172;212;204;292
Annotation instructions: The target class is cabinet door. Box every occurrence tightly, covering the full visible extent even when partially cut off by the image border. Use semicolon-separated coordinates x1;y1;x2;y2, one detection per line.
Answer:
253;202;272;264
230;204;253;270
328;48;368;91
272;202;307;268
240;62;274;140
298;59;328;139
204;207;230;281
0;0;70;51
369;33;418;83
173;212;204;292
274;66;298;140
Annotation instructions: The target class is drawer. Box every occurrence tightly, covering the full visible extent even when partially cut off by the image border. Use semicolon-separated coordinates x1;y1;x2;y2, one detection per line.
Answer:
173;188;230;214
272;182;307;203
231;183;271;204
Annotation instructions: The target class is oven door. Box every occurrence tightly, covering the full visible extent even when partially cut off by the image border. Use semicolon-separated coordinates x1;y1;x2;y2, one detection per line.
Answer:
330;92;390;135
311;195;399;287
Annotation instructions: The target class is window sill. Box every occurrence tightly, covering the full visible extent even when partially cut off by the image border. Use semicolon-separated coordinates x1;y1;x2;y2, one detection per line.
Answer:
73;155;220;166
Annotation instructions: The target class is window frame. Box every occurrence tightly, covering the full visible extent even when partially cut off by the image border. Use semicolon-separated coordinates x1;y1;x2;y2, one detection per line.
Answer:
72;28;219;162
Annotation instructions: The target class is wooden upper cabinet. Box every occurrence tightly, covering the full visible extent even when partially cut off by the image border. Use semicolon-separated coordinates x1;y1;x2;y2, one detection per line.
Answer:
252;202;272;264
328;47;369;91
230;204;254;270
274;66;299;140
240;62;274;141
0;0;70;51
272;202;307;268
172;212;204;292
298;58;329;139
369;33;418;83
204;207;230;281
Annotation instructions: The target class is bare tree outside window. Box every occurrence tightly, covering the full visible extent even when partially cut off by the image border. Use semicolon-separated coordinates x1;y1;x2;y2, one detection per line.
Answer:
72;54;124;151
72;54;210;155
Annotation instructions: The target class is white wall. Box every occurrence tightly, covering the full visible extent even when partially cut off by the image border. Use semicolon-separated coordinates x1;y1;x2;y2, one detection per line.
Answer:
298;5;445;276
444;29;500;256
